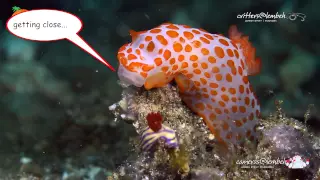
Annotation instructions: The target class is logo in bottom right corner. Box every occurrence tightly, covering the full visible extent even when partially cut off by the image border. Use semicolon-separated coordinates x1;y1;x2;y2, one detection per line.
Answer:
284;155;310;169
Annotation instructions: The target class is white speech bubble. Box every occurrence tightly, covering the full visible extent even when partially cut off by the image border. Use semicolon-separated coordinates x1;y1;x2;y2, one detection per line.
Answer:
6;9;115;71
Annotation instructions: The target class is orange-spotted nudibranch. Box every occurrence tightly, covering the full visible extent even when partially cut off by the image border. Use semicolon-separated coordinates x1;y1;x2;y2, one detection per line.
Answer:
117;23;261;146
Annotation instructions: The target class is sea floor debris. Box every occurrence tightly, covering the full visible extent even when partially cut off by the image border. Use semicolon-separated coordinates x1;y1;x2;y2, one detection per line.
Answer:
109;83;320;180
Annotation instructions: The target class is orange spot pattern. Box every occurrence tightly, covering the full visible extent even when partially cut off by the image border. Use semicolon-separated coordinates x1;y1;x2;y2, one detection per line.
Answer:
116;23;261;146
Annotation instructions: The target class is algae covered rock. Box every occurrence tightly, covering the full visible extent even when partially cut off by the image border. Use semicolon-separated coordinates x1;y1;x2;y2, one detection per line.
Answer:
110;84;320;180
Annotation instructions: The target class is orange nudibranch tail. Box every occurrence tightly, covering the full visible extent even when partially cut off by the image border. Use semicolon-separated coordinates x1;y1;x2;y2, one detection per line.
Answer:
228;25;261;76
